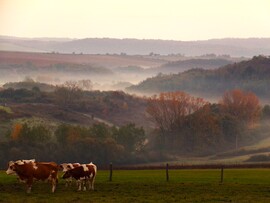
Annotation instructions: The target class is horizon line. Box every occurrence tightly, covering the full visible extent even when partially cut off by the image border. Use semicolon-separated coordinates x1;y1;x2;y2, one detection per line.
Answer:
1;35;270;42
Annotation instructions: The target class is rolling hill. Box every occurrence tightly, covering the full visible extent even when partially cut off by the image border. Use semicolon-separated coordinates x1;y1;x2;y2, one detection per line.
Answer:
146;58;233;74
127;56;270;101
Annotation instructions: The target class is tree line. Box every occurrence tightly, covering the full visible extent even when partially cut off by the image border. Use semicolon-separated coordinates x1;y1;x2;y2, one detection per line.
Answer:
0;122;145;169
146;89;268;154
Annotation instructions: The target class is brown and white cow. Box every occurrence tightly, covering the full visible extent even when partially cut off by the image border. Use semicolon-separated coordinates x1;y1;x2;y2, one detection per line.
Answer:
59;163;81;172
7;159;36;182
6;161;58;193
62;162;97;191
59;163;81;187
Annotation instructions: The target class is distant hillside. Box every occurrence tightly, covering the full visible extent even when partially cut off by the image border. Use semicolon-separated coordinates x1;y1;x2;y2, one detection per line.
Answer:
0;87;150;130
1;36;270;57
127;56;270;100
147;58;233;74
3;81;56;92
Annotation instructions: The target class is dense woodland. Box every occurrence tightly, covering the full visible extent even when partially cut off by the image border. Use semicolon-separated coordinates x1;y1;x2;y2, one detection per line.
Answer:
128;56;270;100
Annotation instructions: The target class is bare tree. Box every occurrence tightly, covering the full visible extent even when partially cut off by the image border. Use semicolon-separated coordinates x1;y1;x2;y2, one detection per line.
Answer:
54;80;83;107
146;91;208;149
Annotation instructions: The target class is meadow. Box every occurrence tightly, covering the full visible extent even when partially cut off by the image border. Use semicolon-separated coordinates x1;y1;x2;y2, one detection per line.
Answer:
1;169;270;202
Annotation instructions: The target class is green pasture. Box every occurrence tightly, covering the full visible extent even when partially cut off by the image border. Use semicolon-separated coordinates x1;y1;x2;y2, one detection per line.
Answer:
1;169;270;202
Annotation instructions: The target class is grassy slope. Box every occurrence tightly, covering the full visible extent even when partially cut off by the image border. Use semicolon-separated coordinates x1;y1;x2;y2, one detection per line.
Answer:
1;169;270;203
210;133;270;163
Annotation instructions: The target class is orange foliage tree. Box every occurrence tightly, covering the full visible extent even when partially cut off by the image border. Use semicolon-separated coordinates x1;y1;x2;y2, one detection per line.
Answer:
10;123;23;140
146;91;208;149
220;89;261;126
220;89;261;149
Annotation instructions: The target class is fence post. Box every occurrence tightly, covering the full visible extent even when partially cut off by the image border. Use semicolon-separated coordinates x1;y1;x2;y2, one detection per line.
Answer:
220;166;224;184
166;163;169;182
109;162;113;182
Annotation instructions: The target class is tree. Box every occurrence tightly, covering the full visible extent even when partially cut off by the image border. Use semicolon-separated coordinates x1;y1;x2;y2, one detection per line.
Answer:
183;104;222;153
10;123;23;140
262;104;270;119
220;89;261;149
13;123;52;143
54;81;83;107
55;124;70;144
113;123;145;153
77;79;93;91
146;91;208;149
24;76;35;83
90;123;111;139
220;89;261;126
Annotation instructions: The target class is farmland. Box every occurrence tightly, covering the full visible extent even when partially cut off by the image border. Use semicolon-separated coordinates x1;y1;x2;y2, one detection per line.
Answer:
1;169;270;202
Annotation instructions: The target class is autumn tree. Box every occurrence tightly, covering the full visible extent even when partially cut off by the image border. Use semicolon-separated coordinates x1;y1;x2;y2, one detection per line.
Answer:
220;89;261;149
10;123;23;140
220;89;261;126
146;91;208;149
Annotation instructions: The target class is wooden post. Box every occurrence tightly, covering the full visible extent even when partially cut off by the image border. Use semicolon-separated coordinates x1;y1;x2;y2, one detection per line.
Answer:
220;166;224;183
166;163;169;182
109;162;113;182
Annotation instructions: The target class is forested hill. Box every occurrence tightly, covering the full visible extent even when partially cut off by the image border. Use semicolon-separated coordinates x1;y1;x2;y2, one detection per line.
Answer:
127;56;270;100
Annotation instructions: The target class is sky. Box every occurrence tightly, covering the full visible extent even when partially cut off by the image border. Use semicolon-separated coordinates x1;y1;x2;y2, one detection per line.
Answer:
1;0;270;41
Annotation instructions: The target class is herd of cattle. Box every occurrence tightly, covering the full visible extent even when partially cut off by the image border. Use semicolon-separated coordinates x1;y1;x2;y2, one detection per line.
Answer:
6;159;97;193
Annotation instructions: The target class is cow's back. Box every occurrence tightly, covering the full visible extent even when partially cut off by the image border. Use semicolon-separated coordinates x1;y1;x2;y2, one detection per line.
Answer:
33;162;58;180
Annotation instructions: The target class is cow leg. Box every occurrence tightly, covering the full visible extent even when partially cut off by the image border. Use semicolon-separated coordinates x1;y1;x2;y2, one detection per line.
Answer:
83;178;87;191
51;178;56;193
65;178;71;187
89;175;95;190
69;177;73;186
88;177;92;190
77;180;82;191
50;170;57;193
26;185;32;194
88;177;93;190
91;178;95;190
26;178;33;193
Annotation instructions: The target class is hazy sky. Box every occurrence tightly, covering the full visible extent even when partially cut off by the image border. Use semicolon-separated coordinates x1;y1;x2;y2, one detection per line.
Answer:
1;0;270;41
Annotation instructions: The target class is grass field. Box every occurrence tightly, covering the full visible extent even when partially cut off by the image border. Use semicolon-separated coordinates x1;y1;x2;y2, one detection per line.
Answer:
1;169;270;203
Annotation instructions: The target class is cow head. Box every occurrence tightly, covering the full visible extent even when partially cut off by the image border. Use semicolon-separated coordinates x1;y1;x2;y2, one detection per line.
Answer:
66;163;74;170
6;161;16;175
6;160;24;174
6;159;36;175
59;163;69;172
62;170;72;179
